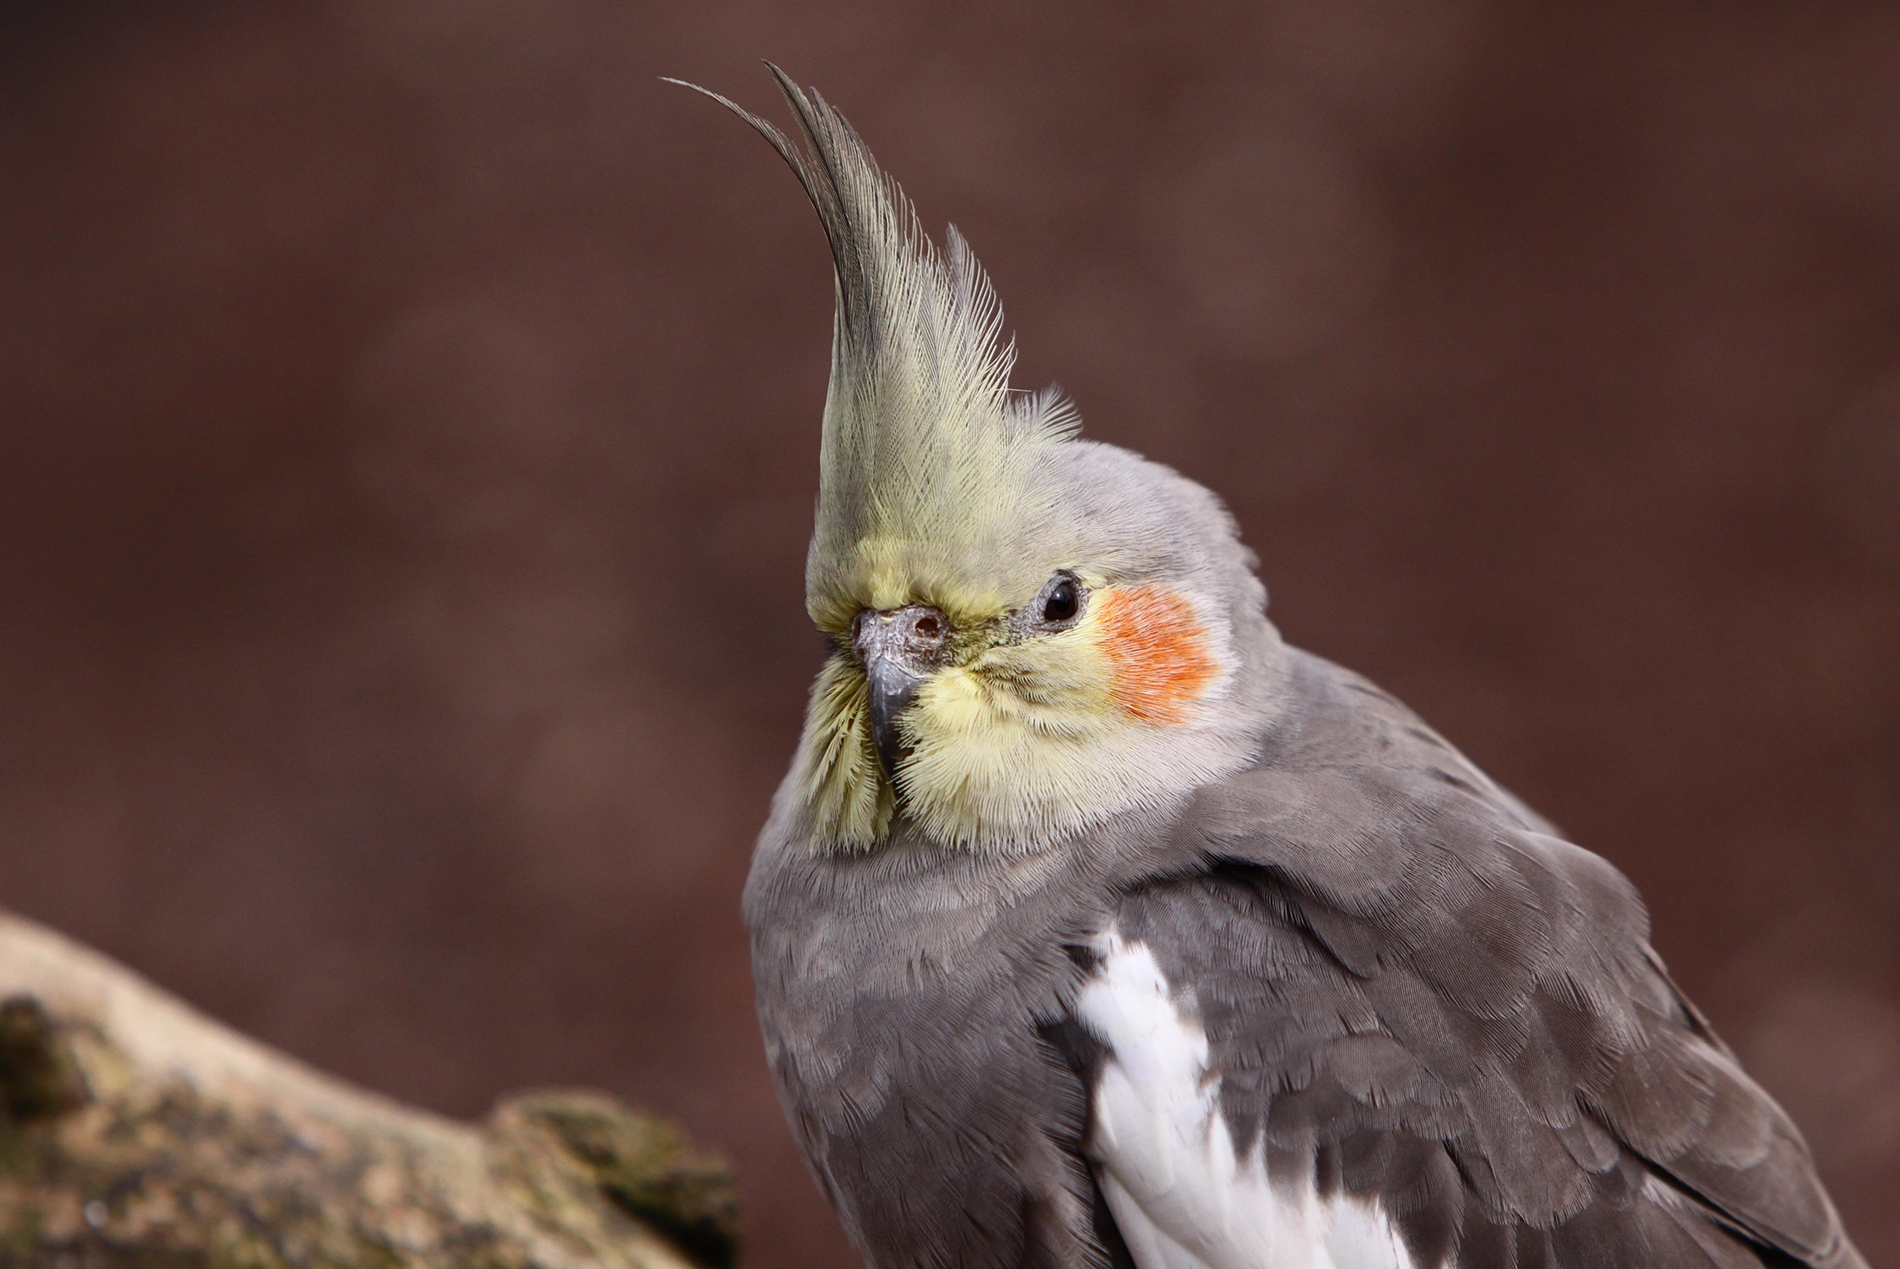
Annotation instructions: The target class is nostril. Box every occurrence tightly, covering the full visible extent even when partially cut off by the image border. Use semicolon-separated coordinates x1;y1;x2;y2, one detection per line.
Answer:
914;614;942;639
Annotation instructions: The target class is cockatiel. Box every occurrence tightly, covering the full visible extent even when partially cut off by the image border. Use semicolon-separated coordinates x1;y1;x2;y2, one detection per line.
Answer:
683;69;1867;1269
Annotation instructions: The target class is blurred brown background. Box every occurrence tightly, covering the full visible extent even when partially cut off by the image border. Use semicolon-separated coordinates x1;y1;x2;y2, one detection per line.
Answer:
1;1;1896;1264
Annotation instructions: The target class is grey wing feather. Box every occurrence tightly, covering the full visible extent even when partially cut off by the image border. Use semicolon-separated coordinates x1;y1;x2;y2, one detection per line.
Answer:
1128;649;1864;1269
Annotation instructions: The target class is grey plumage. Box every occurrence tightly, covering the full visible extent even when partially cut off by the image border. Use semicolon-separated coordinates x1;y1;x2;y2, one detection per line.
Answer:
748;647;1864;1268
1130;653;1858;1269
686;69;1868;1269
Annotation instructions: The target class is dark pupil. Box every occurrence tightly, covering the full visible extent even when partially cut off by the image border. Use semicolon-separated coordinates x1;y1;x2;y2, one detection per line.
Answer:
1043;580;1077;623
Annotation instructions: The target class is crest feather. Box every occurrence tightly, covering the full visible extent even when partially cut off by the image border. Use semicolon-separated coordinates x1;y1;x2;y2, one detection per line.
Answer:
671;67;1081;630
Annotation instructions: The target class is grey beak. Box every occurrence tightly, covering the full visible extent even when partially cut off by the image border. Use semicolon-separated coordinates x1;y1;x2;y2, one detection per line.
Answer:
852;604;951;780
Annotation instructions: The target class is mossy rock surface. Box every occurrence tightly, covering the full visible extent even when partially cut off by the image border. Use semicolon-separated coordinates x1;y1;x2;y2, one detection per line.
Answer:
494;1091;740;1269
0;914;731;1269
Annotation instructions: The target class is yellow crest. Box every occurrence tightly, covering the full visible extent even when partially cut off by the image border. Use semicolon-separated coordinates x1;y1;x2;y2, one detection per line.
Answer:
675;68;1080;633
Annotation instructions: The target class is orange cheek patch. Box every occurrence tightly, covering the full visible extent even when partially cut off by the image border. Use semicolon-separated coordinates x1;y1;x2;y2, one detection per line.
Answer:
1096;586;1220;724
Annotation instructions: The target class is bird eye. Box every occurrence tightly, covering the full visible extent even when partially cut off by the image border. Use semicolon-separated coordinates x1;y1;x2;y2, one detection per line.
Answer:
1037;575;1082;627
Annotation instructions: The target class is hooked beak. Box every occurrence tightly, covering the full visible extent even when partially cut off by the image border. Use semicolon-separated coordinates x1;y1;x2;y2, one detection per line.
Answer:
852;604;951;781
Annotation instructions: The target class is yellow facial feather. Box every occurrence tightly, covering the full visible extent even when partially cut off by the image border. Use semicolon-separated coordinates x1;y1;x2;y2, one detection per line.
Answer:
794;591;1169;850
793;654;894;846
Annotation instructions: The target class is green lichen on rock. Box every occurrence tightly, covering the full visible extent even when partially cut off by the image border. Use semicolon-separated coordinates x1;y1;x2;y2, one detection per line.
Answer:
0;997;90;1126
491;1092;740;1269
0;913;733;1269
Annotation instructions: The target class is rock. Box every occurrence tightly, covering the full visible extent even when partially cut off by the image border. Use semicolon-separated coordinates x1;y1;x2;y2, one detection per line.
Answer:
0;912;732;1269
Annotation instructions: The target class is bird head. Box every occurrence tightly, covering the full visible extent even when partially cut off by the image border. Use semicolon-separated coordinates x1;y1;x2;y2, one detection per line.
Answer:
689;70;1286;851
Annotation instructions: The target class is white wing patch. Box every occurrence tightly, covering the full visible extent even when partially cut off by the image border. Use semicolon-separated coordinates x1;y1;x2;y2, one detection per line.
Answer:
1076;933;1417;1269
